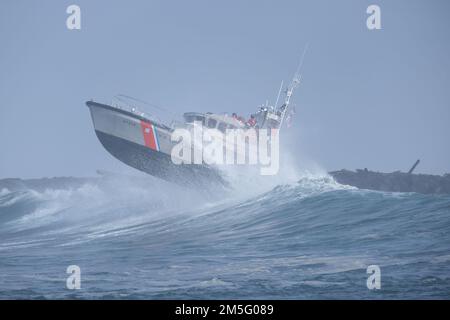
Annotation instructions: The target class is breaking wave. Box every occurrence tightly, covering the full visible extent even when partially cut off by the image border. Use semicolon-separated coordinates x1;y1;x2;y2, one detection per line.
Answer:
0;171;449;299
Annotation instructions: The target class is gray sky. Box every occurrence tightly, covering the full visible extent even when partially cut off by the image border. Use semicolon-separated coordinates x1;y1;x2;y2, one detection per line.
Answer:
1;0;449;178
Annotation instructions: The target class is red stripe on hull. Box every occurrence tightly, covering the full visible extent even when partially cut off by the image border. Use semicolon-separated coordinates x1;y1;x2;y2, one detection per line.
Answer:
140;121;158;151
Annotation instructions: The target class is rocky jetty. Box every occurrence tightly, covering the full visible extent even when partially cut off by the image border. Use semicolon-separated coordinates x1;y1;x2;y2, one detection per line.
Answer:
329;168;450;195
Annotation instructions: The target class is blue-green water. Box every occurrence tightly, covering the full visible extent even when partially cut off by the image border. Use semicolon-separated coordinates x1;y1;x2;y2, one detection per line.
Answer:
0;175;449;299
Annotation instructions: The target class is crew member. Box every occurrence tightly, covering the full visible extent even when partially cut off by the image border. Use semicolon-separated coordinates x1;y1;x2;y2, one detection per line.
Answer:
246;115;256;127
232;112;246;124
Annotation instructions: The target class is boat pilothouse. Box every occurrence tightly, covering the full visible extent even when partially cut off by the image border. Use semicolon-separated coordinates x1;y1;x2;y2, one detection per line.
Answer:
181;75;299;135
86;57;303;189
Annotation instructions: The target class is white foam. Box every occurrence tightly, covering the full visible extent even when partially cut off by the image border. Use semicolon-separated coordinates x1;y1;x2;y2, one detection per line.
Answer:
0;188;10;196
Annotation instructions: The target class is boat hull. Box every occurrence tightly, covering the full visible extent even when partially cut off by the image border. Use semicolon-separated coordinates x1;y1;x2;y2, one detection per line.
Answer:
87;101;228;189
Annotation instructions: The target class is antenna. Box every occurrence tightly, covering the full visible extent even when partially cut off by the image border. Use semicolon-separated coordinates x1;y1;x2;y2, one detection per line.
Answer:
274;80;284;109
294;43;309;80
278;44;309;128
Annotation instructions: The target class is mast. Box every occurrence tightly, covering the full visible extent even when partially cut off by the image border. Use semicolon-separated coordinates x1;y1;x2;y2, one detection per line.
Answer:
277;44;308;128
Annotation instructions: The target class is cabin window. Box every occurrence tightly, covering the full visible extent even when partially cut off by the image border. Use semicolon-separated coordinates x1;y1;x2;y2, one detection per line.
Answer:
217;122;227;133
185;115;205;125
195;116;205;124
185;115;195;123
207;119;217;128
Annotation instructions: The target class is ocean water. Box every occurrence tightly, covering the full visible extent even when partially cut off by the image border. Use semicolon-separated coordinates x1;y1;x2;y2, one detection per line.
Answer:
0;172;449;299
